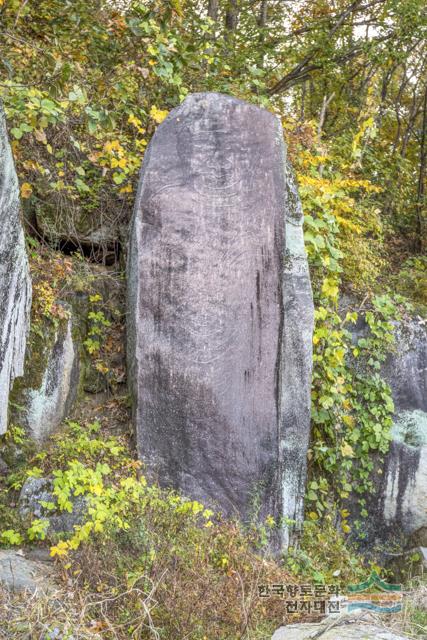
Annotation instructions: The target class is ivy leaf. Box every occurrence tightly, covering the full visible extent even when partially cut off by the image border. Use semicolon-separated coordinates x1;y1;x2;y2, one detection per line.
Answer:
75;178;90;193
341;442;354;457
20;182;33;198
11;127;23;140
150;105;169;124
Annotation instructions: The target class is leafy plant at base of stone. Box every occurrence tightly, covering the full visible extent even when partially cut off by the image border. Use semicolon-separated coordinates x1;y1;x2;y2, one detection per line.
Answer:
0;420;319;639
1;1;424;516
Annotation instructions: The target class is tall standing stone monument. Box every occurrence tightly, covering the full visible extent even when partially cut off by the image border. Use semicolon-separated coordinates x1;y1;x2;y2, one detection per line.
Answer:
0;104;31;435
128;93;314;546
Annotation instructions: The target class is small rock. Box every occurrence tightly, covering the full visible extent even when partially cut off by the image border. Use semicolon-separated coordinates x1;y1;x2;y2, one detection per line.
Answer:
11;312;80;443
24;547;54;563
19;476;87;534
272;621;411;639
0;550;54;594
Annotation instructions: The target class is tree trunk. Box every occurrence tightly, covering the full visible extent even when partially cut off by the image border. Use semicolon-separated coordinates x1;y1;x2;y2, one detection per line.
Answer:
258;0;268;27
207;0;219;21
225;0;239;31
415;85;427;252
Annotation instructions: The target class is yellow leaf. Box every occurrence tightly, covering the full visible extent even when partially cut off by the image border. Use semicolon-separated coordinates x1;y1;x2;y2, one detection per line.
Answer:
33;129;47;144
341;442;354;457
128;114;145;134
90;483;103;496
321;278;339;300
104;140;122;153
150;105;169;124
20;182;33;199
50;540;69;557
343;415;355;428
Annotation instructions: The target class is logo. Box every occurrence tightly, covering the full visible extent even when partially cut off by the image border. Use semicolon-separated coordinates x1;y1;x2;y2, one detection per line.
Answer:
346;570;402;613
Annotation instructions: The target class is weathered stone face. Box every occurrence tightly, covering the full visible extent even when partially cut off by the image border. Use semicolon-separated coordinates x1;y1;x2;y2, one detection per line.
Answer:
348;316;427;547
0;104;31;435
128;93;314;543
379;321;427;542
19;476;87;534
272;621;411;640
11;312;79;443
383;320;427;414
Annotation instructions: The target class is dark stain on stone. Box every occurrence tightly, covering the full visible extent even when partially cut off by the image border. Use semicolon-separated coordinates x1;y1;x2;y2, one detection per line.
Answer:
128;93;314;539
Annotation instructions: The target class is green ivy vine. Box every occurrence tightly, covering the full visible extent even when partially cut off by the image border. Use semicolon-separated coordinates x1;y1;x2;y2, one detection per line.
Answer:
298;150;403;534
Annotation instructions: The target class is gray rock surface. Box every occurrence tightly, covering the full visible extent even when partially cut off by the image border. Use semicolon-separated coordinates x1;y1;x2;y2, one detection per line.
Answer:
380;418;427;541
0;550;54;593
375;319;426;544
19;476;87;533
0;104;32;434
383;319;427;413
272;621;410;640
21;314;78;443
128;92;314;545
347;315;427;546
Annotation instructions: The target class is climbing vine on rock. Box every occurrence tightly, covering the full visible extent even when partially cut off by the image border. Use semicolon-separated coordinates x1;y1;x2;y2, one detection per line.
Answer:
290;127;402;531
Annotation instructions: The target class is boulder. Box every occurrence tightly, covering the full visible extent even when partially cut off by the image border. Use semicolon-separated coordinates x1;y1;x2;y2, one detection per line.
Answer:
383;319;427;412
373;319;426;545
0;104;32;435
19;476;87;534
346;314;427;547
10;311;80;443
380;414;427;543
0;550;54;594
127;92;314;545
272;622;410;640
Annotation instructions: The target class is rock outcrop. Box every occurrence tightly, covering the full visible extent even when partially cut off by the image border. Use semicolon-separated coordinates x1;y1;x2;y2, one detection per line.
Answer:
128;92;314;545
0;550;54;594
349;315;427;547
0;104;32;435
19;476;87;534
383;319;427;413
11;312;79;443
272;622;410;640
27;316;77;442
377;319;427;544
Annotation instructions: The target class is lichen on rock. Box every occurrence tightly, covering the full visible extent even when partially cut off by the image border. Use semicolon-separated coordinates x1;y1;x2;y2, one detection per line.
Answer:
0;103;32;435
12;313;79;443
